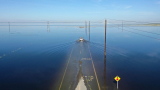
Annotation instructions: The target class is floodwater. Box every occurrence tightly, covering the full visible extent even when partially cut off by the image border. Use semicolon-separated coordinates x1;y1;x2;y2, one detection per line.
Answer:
0;24;160;90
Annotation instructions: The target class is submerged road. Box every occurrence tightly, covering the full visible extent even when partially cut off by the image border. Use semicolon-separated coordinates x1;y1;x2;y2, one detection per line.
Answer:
59;41;101;90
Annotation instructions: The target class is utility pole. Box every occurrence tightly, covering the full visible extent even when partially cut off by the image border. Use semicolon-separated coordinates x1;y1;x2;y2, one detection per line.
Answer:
84;21;86;33
47;21;50;32
86;21;87;36
9;22;10;32
122;21;123;32
89;21;90;41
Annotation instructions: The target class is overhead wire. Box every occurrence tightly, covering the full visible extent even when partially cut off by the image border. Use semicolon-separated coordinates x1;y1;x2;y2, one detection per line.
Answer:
108;24;160;41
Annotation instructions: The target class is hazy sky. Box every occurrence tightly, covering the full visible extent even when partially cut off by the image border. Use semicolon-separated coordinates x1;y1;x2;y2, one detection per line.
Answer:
0;0;160;22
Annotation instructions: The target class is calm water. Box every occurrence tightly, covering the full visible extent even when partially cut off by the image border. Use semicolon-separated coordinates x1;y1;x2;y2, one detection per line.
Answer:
0;24;160;90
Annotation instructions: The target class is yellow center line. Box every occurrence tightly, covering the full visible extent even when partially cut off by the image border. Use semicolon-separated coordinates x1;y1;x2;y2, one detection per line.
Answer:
59;46;74;90
88;44;101;90
79;85;80;90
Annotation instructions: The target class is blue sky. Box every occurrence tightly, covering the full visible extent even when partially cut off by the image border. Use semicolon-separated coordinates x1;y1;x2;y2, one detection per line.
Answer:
0;0;160;22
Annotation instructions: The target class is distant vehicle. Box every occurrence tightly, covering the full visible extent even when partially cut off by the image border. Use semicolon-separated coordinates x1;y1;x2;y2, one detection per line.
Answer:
79;37;84;41
77;37;87;42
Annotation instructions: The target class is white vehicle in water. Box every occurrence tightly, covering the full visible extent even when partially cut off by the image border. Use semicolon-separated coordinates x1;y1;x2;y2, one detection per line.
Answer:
79;37;84;41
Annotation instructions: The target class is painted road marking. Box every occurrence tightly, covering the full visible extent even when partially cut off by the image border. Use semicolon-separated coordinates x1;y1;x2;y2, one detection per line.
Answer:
81;58;91;60
85;76;94;81
88;44;101;90
59;43;100;90
59;47;74;90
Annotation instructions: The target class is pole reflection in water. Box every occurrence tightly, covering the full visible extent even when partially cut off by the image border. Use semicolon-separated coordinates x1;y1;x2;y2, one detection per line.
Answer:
47;21;50;32
104;55;106;90
8;22;10;32
104;19;107;90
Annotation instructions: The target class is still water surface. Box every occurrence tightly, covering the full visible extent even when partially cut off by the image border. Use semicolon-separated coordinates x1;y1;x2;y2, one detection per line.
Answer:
0;25;160;90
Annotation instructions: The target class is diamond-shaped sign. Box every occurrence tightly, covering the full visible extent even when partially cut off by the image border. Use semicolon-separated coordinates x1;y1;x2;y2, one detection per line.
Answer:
114;76;121;81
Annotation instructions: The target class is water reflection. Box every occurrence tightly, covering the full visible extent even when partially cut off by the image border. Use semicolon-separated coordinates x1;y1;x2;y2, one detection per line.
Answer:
104;54;106;90
85;21;87;36
0;25;160;90
75;61;87;90
47;21;50;32
104;20;107;90
8;22;10;32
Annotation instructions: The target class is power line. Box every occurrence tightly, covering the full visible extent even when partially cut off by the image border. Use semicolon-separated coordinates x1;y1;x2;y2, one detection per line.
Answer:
2;21;86;23
123;26;160;35
123;29;160;40
107;22;160;36
106;18;160;24
109;24;160;41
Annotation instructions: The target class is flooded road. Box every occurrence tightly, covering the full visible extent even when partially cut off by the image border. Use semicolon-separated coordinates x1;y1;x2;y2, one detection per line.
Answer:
59;41;100;90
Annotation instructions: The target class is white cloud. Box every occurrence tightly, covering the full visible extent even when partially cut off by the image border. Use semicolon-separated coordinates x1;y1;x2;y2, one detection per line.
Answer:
158;1;160;4
125;6;132;9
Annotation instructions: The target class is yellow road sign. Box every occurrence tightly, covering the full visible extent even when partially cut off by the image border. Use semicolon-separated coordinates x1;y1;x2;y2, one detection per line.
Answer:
114;76;121;82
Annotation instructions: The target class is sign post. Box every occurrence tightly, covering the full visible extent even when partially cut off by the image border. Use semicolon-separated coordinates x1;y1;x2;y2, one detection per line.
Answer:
114;76;121;89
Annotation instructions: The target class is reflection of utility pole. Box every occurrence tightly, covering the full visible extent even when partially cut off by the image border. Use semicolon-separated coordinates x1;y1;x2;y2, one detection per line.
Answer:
9;22;10;32
118;25;119;29
122;21;123;32
104;19;107;90
105;19;107;55
104;52;106;90
47;21;50;32
89;21;90;41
